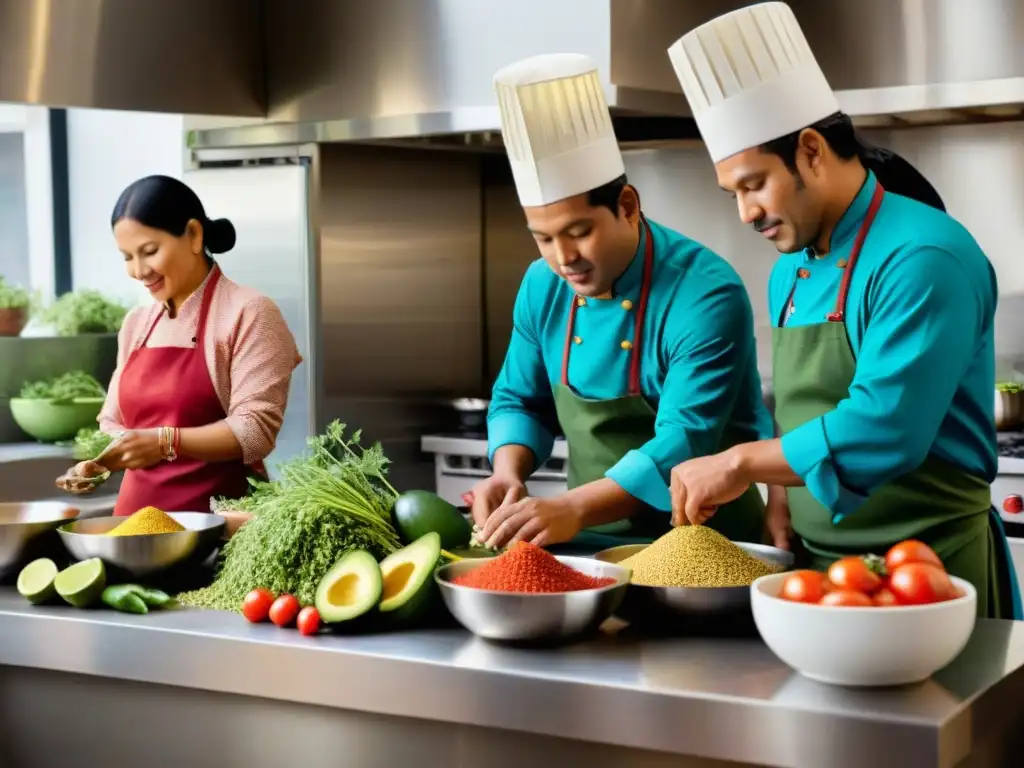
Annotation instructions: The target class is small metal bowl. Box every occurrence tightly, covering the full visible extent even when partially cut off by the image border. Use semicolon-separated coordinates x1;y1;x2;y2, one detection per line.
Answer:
0;502;81;576
435;555;630;642
594;542;794;627
58;512;226;577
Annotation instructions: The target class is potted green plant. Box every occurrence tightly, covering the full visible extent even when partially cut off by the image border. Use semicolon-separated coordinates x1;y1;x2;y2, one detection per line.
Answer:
39;289;128;336
995;381;1024;431
9;371;107;443
0;276;31;337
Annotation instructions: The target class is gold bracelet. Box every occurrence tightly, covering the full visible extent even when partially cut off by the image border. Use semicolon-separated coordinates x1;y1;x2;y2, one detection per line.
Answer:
161;426;178;462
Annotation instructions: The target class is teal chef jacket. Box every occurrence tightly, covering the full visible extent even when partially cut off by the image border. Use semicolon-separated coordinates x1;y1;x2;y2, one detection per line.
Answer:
488;217;773;511
770;171;999;522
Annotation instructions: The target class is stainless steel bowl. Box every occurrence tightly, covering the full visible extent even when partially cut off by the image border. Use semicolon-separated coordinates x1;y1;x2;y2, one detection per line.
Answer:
58;512;226;576
594;542;794;625
435;555;630;642
0;502;81;576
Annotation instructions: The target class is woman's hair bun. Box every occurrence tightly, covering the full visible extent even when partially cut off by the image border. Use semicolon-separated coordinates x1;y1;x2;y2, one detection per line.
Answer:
204;217;237;254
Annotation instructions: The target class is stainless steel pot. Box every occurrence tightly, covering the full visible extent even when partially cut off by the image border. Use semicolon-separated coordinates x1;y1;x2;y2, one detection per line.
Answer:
450;397;489;431
995;388;1024;431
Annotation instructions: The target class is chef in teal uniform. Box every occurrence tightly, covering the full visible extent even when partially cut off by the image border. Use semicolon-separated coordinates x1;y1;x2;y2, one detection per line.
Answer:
470;53;774;552
664;1;1022;619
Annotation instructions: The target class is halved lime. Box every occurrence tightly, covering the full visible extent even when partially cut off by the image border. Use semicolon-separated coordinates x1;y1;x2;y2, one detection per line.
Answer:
17;558;59;605
55;558;107;608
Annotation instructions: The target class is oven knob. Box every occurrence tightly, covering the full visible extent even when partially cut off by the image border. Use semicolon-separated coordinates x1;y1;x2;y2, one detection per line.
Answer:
1003;495;1024;514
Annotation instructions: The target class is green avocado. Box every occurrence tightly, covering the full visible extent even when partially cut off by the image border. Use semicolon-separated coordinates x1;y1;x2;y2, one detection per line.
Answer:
378;531;442;624
314;549;383;624
392;490;470;549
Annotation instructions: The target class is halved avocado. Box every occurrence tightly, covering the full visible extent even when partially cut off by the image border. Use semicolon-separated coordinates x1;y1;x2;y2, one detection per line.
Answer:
392;490;470;550
378;531;442;624
314;549;383;624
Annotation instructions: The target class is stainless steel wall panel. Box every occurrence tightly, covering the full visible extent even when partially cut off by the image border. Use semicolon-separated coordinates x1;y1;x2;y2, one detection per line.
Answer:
318;144;483;398
0;0;264;114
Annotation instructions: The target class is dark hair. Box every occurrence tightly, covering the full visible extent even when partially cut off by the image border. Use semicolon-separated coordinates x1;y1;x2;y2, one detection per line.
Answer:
110;175;237;254
760;112;946;212
587;174;630;215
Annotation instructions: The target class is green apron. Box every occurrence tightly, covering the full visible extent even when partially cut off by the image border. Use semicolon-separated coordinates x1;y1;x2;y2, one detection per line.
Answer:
771;182;1022;620
552;215;765;552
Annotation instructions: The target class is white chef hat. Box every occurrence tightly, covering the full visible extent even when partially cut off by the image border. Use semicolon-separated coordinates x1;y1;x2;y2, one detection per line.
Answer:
494;53;625;208
667;2;840;164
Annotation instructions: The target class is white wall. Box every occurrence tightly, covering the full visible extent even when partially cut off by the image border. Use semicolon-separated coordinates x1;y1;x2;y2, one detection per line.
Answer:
66;109;185;306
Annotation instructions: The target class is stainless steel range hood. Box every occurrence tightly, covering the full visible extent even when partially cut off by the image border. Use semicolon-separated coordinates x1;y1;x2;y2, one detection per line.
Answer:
3;1;1024;151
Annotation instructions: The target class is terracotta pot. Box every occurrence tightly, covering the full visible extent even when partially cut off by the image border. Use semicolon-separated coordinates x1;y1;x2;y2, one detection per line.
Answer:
0;307;27;337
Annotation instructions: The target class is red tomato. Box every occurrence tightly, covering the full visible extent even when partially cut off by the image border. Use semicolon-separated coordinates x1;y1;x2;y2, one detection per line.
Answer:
269;594;301;627
872;587;898;607
888;563;957;605
884;540;943;573
820;589;873;607
780;570;829;603
827;556;884;595
297;606;321;636
241;588;275;623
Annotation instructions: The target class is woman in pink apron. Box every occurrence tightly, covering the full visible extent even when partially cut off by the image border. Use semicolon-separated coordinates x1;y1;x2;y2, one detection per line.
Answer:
57;175;302;516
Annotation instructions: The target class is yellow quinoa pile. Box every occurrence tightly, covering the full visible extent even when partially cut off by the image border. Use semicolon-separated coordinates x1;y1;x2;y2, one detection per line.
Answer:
621;526;777;588
107;507;186;537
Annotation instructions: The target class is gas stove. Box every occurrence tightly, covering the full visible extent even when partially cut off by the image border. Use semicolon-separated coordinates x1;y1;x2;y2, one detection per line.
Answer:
420;433;568;507
998;432;1024;459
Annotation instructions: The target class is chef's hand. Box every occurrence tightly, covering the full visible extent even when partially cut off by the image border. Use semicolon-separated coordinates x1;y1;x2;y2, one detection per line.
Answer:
99;428;165;471
468;473;527;528
55;461;108;495
480;493;582;549
670;449;751;527
765;484;792;551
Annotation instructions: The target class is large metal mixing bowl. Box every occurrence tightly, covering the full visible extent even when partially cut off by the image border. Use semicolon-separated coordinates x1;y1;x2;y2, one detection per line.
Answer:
594;542;795;626
0;502;81;576
435;555;629;642
58;512;226;577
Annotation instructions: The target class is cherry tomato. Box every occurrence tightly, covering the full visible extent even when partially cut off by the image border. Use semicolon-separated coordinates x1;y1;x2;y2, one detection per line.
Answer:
241;588;275;623
885;540;943;573
888;563;957;605
872;587;898;607
827;556;884;595
780;570;829;603
820;589;873;607
269;594;301;627
297;606;321;636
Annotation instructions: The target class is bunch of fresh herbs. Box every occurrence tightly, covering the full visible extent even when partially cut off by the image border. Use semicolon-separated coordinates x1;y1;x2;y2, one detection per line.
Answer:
19;371;106;402
62;427;115;460
178;421;402;611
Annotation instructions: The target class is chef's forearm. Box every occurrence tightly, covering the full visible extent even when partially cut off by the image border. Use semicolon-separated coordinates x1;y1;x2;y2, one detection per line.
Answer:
565;478;644;528
177;422;244;463
730;439;802;486
492;444;536;483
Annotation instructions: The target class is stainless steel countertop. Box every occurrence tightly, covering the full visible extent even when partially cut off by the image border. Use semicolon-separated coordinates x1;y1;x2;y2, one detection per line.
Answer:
1;592;1023;767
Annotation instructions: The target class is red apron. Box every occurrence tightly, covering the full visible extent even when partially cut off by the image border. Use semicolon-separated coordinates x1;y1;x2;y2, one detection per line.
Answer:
113;266;251;516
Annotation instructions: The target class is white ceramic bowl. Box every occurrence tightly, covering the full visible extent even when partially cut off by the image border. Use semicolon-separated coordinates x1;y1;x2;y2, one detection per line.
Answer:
750;572;977;687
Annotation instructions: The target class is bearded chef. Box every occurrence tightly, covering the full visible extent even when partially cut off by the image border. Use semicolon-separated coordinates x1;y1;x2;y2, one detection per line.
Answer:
470;53;774;551
664;1;1021;618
